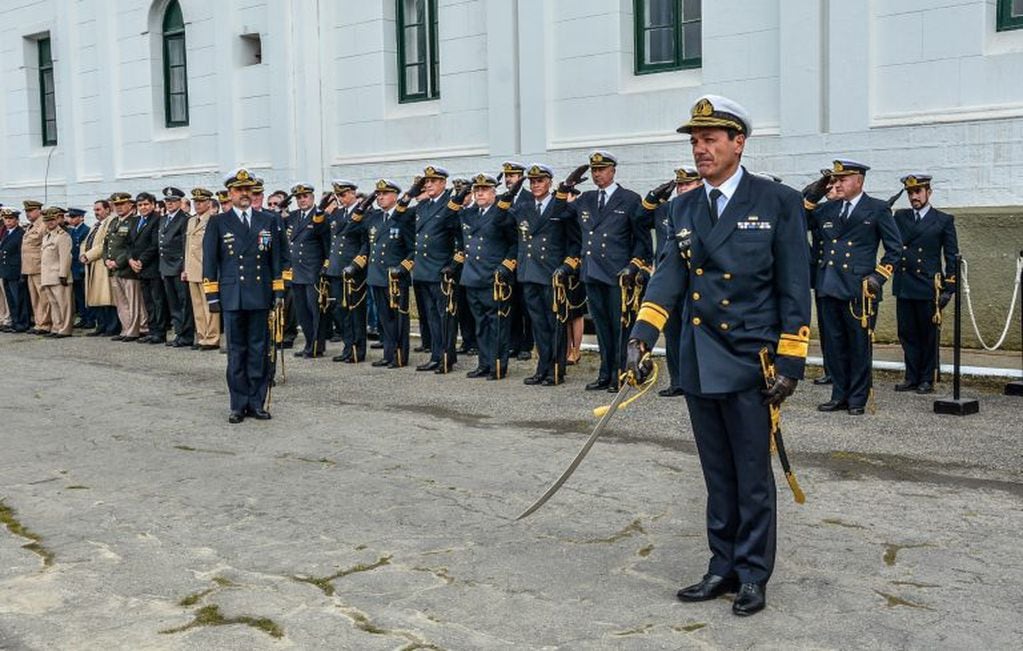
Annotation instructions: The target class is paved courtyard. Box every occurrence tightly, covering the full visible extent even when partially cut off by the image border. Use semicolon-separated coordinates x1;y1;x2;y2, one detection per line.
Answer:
1;333;1021;649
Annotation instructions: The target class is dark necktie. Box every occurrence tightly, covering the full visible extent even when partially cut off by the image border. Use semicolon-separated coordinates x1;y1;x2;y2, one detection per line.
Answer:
839;202;851;223
240;211;250;230
708;188;723;226
138;216;147;232
535;201;543;216
914;211;921;223
598;190;606;212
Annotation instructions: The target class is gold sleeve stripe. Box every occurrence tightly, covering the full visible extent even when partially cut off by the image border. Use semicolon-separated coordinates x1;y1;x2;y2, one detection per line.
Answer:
496;200;512;210
875;264;893;280
636;303;669;331
313;213;325;224
447;200;462;211
502;259;517;271
272;279;285;291
353;255;367;268
777;339;809;358
555;191;568;201
282;269;294;281
202;280;219;293
563;257;579;270
400;259;414;272
642;198;659;211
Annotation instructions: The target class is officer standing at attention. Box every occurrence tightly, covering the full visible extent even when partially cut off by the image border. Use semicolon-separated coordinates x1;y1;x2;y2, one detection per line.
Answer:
286;183;330;358
458;174;520;380
324;180;371;364
129;192;166;344
563;151;650;392
184;188;221;350
516;164;581;386
809;160;902;415
39;207;74;338
158;187;195;348
501;161;535;362
639;166;702;397
406;166;462;373
104;193;143;342
203;167;284;423
21;200;52;335
66;208;92;329
1;209;29;332
363;179;415;368
891;174;958;394
627;95;811;616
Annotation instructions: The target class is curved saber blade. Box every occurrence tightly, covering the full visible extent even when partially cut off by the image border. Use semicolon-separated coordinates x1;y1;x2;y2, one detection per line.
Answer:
516;384;633;520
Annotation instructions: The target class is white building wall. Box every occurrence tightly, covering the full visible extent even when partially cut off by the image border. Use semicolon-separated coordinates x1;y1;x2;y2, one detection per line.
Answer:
1;0;1022;211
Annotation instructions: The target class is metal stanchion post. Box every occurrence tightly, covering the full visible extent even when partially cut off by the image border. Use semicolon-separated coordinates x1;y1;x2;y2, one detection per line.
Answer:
935;254;980;415
1006;250;1023;397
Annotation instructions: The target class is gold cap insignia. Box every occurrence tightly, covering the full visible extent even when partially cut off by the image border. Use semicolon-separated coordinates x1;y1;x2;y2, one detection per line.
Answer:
237;169;250;181
833;161;845;173
694;98;714;117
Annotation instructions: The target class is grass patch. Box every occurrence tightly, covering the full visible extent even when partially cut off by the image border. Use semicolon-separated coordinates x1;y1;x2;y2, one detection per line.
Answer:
293;555;392;596
0;499;54;567
160;604;284;639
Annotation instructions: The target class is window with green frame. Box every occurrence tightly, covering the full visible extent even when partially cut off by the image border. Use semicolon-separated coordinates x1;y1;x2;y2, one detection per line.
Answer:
38;37;57;146
162;0;189;127
634;0;701;74
396;0;440;102
997;0;1023;31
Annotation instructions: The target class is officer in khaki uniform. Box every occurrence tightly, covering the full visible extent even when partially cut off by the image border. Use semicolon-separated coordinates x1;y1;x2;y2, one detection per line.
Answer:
184;187;220;349
20;200;52;334
104;192;144;341
39;207;74;337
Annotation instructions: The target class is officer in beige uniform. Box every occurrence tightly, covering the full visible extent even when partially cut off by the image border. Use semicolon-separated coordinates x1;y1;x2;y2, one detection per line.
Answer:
39;207;74;337
20;200;52;334
184;187;220;350
104;192;144;341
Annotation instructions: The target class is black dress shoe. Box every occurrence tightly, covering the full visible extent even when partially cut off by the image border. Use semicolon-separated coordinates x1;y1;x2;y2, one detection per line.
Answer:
523;374;544;386
228;412;245;424
370;342;384;349
813;375;833;385
173;339;194;348
294;351;310;358
434;366;453;374
847;406;865;415
413;345;429;353
387;361;404;369
416;361;440;372
456;346;473;354
149;336;167;344
915;382;934;394
585;379;610;391
248;408;272;420
606;383;621;393
199;344;219;351
732;583;766;616
541;376;562;387
52;333;72;339
817;399;848;412
894;381;918;392
517;350;532;361
85;330;105;337
486;372;505;381
120;336;139;343
677;574;738;602
371;359;390;367
332;353;351;362
658;387;685;397
329;335;343;343
466;367;489;378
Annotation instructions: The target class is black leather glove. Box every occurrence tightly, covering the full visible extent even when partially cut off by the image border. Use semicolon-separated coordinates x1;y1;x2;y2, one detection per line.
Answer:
886;189;905;209
626;339;653;385
558;164;589;194
646;180;675;205
498;177;525;205
208;301;221;314
452;186;472;205
553;263;573;280
59;277;68;286
342;264;356;279
939;288;954;309
452;178;470;195
762;375;798;406
388;265;409;280
617;265;636;289
407;175;426;198
496;264;514;284
318;193;336;211
355;191;377;215
801;173;831;204
865;274;882;298
635;268;650;287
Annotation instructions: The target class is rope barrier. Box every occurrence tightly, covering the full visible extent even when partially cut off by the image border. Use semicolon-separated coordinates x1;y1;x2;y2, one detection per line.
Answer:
961;254;1023;351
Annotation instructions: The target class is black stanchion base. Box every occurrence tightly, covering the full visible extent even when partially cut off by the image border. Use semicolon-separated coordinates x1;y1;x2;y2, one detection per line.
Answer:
933;398;980;416
1005;381;1023;396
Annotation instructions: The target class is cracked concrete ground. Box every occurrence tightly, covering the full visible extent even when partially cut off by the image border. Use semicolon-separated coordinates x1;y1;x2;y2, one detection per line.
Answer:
0;331;1021;650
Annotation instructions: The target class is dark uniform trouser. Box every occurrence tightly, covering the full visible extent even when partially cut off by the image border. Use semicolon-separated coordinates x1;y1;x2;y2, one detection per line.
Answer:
141;276;168;337
223;309;270;413
467;286;509;376
371;284;409;365
292;282;326;355
585;281;624;384
163;275;194;342
663;305;682;390
456;286;475;349
522;282;565;380
412;281;432;349
897;298;938;386
4;279;30;331
814;292;832;378
820;296;873;407
509;283;533;354
98;306;120;334
283;286;298;344
416;281;457;366
72;276;92;325
329;276;368;361
686;388;776;585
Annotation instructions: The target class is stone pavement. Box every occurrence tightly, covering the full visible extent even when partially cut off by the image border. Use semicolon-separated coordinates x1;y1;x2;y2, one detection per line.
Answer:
1;332;1021;650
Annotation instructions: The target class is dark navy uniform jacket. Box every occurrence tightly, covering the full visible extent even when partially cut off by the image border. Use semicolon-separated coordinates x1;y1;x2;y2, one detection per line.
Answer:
0;226;23;280
324;206;369;278
69;223;89;279
129;213;163;280
157;208;189;277
202;209;284;311
406;190;461;284
632;169;812;393
458;203;518;289
809;194;902;301
363;208;415;288
285;208;329;285
513;196;581;285
892;207;958;301
565;184;650;285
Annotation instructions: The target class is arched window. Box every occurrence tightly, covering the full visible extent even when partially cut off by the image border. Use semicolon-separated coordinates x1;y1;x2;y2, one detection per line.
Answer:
162;0;189;127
